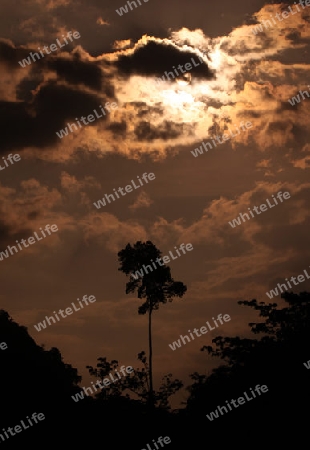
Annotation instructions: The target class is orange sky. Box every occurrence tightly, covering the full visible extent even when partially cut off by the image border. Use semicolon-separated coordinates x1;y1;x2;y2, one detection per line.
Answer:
0;0;310;407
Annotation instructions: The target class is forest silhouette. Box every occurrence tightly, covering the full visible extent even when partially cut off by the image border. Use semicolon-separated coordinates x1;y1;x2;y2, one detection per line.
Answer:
1;241;310;446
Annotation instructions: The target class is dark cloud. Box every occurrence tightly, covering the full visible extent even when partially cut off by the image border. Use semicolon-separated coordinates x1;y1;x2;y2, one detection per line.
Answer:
134;120;186;141
0;39;115;97
255;215;310;253
0;221;11;248
108;120;127;137
0;39;34;68
286;30;304;44
16;74;43;102
114;40;214;79
46;56;106;92
0;220;33;249
136;104;164;118
27;211;40;220
0;82;114;152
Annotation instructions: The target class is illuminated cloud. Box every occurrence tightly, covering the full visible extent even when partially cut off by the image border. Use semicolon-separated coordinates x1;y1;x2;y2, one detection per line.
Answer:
0;4;309;168
113;39;132;50
129;191;153;211
96;17;109;26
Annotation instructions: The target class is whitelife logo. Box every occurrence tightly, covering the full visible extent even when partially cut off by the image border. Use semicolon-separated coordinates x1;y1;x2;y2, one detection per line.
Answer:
141;436;172;450
0;153;21;171
0;224;58;261
168;313;231;351
228;191;291;228
266;266;310;299
56;102;118;139
0;342;8;351
155;54;205;84
206;385;269;421
116;0;149;16
190;121;252;158
18;31;81;68
71;365;134;402
251;1;310;35
303;359;310;369
93;172;155;209
0;412;45;444
130;243;193;280
288;86;310;106
34;295;96;331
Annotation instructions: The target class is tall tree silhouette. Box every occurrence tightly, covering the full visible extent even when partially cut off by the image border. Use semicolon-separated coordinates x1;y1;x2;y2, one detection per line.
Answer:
118;240;187;408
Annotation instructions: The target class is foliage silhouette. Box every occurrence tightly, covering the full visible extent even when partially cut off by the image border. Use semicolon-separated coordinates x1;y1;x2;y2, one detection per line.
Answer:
86;357;124;400
87;350;183;410
185;291;310;443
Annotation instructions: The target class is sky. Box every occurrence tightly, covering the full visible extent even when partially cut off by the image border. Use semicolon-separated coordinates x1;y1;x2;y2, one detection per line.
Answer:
0;0;310;407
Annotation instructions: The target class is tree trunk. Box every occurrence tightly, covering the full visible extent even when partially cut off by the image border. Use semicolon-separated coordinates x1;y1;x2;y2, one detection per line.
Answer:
148;305;154;409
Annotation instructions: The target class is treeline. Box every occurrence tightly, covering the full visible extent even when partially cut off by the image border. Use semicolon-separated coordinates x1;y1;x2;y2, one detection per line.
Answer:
1;290;310;446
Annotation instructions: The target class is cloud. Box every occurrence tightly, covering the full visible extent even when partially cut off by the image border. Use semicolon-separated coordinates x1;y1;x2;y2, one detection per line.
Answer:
60;171;101;193
80;212;147;253
96;17;109;26
129;191;153;211
0;79;117;154
0;4;309;168
113;39;132;50
0;178;76;250
46;56;105;91
114;39;213;79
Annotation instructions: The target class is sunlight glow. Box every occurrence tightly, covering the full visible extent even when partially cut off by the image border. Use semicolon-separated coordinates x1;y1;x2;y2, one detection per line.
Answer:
209;48;222;70
161;89;195;107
